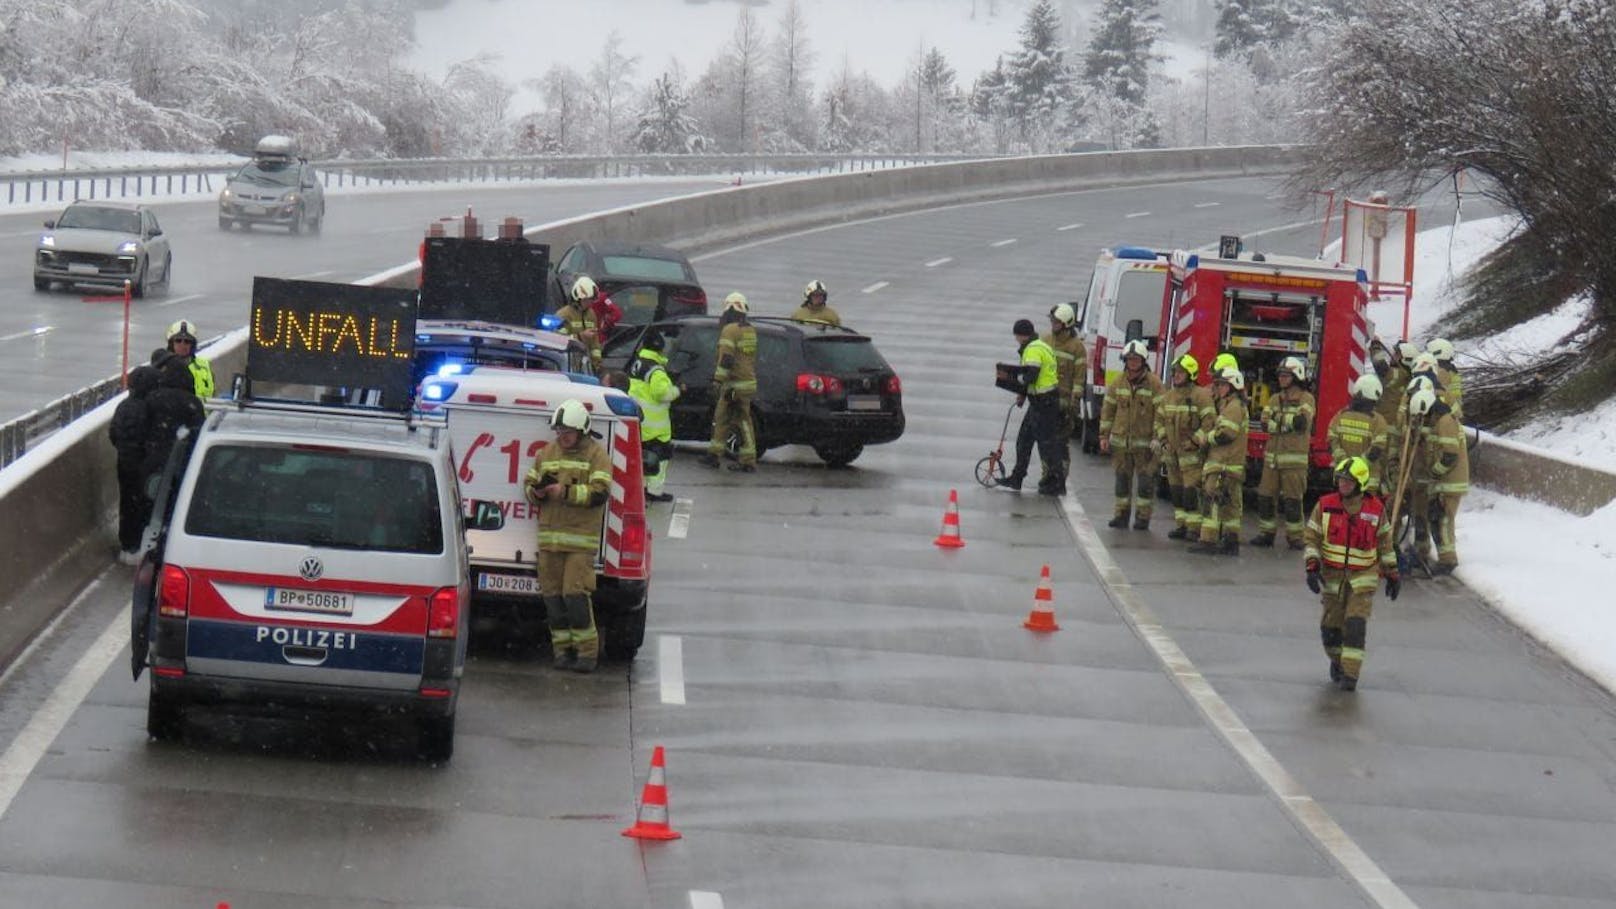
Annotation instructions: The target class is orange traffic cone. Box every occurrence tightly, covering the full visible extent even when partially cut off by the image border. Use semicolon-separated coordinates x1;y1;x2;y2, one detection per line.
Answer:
933;489;966;548
1022;564;1060;632
622;745;682;840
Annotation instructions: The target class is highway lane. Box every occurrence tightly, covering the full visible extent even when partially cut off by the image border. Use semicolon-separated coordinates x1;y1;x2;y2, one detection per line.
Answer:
0;179;733;424
1;177;1612;908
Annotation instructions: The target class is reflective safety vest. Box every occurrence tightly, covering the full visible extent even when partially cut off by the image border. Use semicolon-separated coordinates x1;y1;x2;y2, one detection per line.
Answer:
1261;385;1314;469
188;355;215;399
525;435;612;553
713;321;758;394
627;349;679;443
1020;338;1059;395
1304;492;1396;590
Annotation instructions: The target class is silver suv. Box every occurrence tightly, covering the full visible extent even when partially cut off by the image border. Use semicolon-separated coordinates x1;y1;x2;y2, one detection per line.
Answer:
218;136;326;234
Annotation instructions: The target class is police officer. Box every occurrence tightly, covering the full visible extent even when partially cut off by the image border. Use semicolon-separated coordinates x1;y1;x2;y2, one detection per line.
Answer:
1190;367;1248;555
1426;337;1464;422
1042;302;1086;493
1002;318;1061;493
1252;356;1315;549
110;365;161;564
524;399;612;672
164;320;214;399
558;277;603;370
1328;375;1390;495
627;331;681;502
1410;381;1469;575
791;279;841;327
1156;354;1213;540
1303;456;1399;691
703;292;760;472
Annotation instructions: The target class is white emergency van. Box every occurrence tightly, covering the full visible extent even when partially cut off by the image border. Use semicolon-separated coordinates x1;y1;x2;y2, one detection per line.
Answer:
415;366;650;658
1074;245;1173;451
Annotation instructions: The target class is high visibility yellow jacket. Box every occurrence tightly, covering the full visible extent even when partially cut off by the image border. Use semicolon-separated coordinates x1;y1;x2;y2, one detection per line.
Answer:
188;355;215;399
713;320;758;393
790;304;841;327
1040;329;1087;412
1204;392;1249;478
1157;381;1213;467
627;349;679;443
1100;368;1162;451
524;435;611;553
556;302;601;366
1261;385;1315;469
1018;338;1059;396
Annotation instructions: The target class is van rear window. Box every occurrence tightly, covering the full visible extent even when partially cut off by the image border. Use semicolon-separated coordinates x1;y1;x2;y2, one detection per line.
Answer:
185;445;444;554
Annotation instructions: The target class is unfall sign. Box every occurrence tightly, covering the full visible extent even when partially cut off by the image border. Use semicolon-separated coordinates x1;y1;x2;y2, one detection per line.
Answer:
248;277;418;409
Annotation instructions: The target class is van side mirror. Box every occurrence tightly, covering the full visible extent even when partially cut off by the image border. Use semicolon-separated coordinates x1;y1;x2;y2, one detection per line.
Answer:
1124;318;1144;343
467;500;505;531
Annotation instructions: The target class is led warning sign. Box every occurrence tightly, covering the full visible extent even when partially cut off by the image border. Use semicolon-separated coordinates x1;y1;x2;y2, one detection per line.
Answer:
248;277;418;408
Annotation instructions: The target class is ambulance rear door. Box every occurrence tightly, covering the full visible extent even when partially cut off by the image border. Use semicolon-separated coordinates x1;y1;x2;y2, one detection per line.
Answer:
443;403;557;599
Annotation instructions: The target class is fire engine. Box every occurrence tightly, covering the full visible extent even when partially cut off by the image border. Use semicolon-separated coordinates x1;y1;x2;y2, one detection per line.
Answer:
1077;240;1372;487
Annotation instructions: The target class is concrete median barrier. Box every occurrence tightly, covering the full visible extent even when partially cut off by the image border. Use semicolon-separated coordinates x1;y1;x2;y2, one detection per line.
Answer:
1469;430;1616;517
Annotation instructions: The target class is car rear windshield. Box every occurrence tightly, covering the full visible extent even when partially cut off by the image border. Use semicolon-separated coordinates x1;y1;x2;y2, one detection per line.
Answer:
601;255;690;283
186;444;444;554
57;207;141;233
804;336;888;373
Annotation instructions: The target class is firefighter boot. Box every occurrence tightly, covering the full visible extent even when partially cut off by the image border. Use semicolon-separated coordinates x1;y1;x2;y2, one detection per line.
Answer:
1219;532;1241;556
1283;498;1306;550
1250;496;1276;546
1338;675;1358;692
1329;659;1343;684
544;596;576;670
1166;485;1188;538
1133;513;1150;531
1187;532;1221;555
563;594;599;673
1107;511;1130;529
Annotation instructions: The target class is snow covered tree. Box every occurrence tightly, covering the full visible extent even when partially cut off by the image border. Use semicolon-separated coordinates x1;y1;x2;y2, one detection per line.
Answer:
767;0;817;151
528;64;590;154
634;71;704;154
968;57;1015;153
1212;0;1300;59
441;54;515;156
1000;0;1078;151
1084;0;1163;107
588;31;639;153
726;5;768;152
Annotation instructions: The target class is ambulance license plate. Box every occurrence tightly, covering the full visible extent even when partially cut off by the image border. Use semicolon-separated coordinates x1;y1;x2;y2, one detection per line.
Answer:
265;587;353;616
478;572;537;595
846;395;883;411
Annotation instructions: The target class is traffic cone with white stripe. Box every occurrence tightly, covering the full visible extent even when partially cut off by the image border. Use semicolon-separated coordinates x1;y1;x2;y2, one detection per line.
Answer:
1022;564;1060;632
622;745;682;840
933;488;966;548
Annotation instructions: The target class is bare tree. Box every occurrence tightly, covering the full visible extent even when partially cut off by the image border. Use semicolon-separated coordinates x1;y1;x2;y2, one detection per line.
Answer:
588;30;639;153
728;5;767;152
770;0;816;149
528;64;589;154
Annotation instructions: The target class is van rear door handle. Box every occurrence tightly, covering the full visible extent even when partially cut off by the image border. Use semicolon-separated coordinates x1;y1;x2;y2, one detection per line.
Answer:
282;646;328;666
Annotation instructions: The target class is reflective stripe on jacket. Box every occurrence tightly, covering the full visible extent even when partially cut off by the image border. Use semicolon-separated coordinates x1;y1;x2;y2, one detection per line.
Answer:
628;349;679;443
714;321;758;393
1041;330;1087;409
1099;368;1162;449
1204;393;1248;477
1156;382;1212;467
189;356;215;399
1261;386;1314;468
1421;410;1470;495
1304;492;1396;589
556;303;601;363
1020;338;1059;395
525;435;611;553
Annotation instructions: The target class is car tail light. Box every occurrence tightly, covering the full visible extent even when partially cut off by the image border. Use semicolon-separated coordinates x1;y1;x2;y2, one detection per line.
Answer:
796;373;844;395
157;565;190;618
619;512;647;573
671;287;707;314
428;587;460;639
884;374;902;395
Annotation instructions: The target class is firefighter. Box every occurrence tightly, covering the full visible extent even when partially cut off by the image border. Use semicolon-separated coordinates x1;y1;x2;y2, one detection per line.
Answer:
791;279;841;327
1042;302;1087;494
702;292;760;472
1002;318;1062;493
523;398;612;672
1190;367;1248;556
1303;456;1400;692
1387;375;1434;561
1376;340;1418;428
1099;339;1162;527
1426;337;1464;421
1410;381;1469;575
1251;356;1315;549
557;277;604;370
627;330;681;502
1156;353;1213;540
164;320;215;399
1328;375;1389;495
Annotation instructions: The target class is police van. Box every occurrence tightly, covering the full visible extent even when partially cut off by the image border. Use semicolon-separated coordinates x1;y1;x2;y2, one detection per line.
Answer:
131;277;489;761
415;367;650;658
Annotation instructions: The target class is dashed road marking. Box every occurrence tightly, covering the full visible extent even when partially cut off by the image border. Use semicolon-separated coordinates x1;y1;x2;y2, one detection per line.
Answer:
861;281;889;294
155;293;203;309
1056;496;1420;909
660;635;686;706
688;892;723;909
989;238;1018;247
1057;222;1084;231
1125;211;1151;219
925;257;952;268
1194;202;1221;209
0;326;52;344
668;497;692;539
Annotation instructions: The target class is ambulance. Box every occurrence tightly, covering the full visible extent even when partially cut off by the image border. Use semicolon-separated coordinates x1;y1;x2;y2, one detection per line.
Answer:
1074;246;1173;452
414;367;650;658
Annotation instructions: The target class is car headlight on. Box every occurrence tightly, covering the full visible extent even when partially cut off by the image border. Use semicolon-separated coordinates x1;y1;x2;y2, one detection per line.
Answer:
220;188;233;201
38;235;54;249
117;241;141;255
284;193;301;205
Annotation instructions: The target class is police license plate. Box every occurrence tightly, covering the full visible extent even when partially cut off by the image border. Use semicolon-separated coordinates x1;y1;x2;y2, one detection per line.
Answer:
67;263;99;275
846;395;883;411
265;587;353;616
478;572;538;595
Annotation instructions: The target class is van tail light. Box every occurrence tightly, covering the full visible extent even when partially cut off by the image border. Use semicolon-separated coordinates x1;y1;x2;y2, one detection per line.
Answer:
619;512;647;573
884;374;902;395
795;374;844;396
671;287;707;314
157;565;190;618
428;587;460;639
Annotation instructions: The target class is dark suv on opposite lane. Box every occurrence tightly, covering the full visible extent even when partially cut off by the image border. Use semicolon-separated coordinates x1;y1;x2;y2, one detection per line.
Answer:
602;316;904;467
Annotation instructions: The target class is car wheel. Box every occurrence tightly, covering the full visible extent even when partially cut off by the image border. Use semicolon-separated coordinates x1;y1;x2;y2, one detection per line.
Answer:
156;253;172;293
130;262;146;299
310;205;323;235
33;275;50;292
217;217;231;231
416;713;455;763
814;442;864;468
605;607;647;660
146;687;184;742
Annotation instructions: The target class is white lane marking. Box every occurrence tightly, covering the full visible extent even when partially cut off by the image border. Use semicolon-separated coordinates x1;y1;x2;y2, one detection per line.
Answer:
689;892;723;909
860;281;889;294
989;237;1018;247
1125;211;1151;219
0;326;52;344
154;293;203;309
1194;201;1221;209
289;270;333;280
660;635;686;706
0;575;123;821
1056;496;1420;909
924;257;953;268
1056;222;1084;231
667;497;693;539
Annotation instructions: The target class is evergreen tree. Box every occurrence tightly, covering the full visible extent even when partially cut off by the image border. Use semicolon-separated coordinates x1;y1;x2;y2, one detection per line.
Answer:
1001;0;1077;150
1213;0;1299;59
634;71;703;154
1084;0;1163;106
969;56;1014;153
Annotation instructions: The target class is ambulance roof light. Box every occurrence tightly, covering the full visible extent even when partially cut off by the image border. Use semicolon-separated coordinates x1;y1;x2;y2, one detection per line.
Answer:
421;380;456;402
1115;246;1159;260
1354;268;1369;283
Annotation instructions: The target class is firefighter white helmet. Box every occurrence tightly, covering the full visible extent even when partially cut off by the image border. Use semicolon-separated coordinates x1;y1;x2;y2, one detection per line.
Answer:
1121;339;1149;361
1408;383;1438;416
570;276;598;302
803;279;828;302
166;320;199;344
1410;352;1439;376
1395;340;1421;362
550;398;591;432
1427;337;1455;362
1050;302;1076;328
1216;367;1245;392
723;291;748;314
1278;355;1307;382
1351;374;1384;402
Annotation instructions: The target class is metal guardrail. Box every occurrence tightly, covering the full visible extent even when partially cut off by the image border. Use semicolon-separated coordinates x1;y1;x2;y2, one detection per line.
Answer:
1;153;985;207
0;375;123;467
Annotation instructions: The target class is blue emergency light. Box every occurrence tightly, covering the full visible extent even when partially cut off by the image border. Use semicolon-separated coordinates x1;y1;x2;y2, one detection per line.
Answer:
435;362;464;377
1115;246;1159;260
605;394;642;418
421;380;456;402
537;313;564;331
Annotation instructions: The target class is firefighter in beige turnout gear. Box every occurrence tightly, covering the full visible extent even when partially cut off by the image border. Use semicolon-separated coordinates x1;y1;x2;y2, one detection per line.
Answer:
1099;340;1162;528
1190;367;1249;556
1156;354;1213;541
1252;356;1315;549
524;399;613;672
1304;456;1400;691
1041;302;1087;495
1328;375;1389;495
1409;382;1469;575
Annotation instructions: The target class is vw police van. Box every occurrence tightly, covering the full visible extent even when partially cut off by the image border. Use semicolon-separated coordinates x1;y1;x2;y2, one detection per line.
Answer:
131;277;483;761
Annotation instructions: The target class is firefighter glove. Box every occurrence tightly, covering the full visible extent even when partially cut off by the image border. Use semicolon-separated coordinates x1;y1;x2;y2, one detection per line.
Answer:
1305;559;1322;594
1385;573;1402;601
